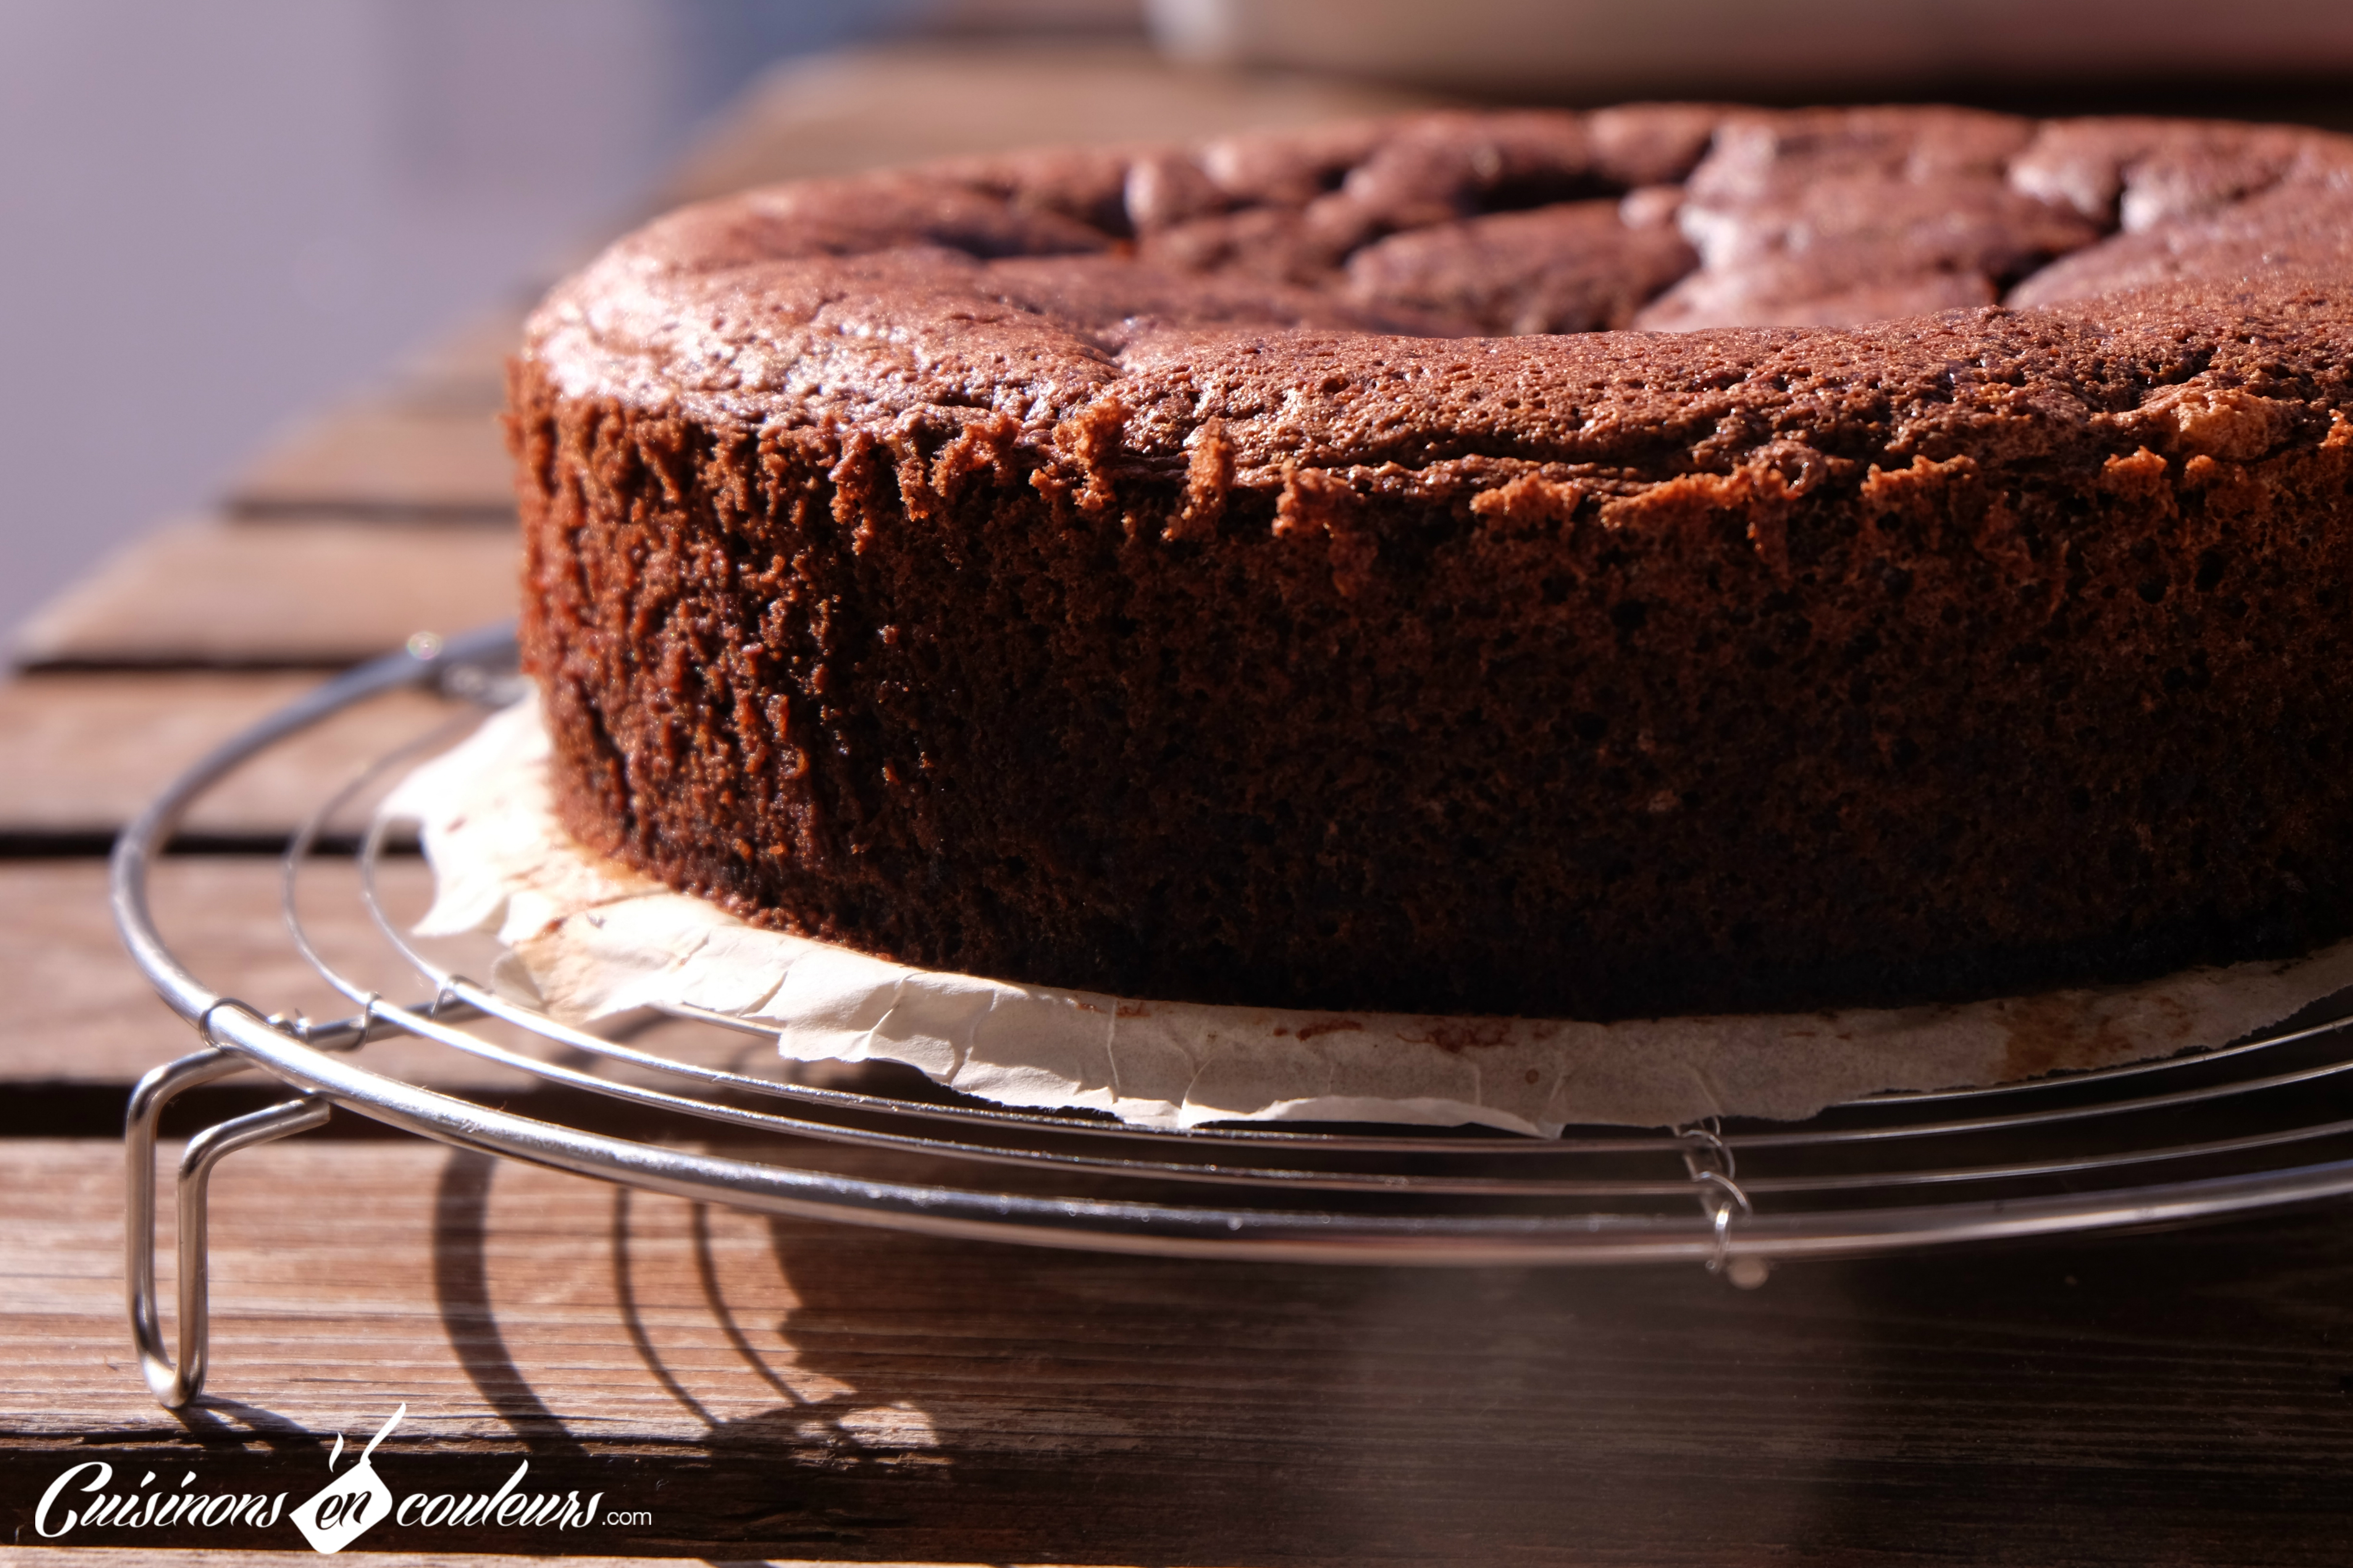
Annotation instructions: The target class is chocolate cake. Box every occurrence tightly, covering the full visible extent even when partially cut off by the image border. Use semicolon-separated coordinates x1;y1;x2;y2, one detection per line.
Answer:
509;105;2353;1022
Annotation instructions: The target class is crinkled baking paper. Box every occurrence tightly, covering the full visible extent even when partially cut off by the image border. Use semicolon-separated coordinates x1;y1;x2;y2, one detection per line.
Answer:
378;699;2353;1133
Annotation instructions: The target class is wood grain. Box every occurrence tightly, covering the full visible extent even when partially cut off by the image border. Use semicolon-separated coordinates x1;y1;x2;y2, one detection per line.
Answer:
0;673;471;840
6;1135;2353;1561
11;521;518;670
227;399;516;522
0;858;535;1093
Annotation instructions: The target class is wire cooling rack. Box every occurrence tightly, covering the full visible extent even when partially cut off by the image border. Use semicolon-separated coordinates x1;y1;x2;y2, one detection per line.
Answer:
115;624;2353;1407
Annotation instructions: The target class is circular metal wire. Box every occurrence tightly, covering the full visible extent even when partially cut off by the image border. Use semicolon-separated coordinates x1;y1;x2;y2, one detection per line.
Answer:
112;626;2353;1266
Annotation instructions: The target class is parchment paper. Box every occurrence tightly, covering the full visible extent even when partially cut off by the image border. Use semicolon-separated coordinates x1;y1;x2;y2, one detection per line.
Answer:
378;698;2353;1133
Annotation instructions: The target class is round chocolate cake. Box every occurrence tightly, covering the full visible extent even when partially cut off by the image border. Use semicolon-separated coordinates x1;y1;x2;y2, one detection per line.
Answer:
509;105;2353;1022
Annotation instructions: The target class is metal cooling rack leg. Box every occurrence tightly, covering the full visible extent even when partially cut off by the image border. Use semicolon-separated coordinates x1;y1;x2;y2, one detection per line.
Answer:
126;1047;246;1402
125;1047;330;1407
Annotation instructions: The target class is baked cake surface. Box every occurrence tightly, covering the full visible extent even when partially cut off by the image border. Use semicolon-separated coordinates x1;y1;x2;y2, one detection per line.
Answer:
511;105;2353;1020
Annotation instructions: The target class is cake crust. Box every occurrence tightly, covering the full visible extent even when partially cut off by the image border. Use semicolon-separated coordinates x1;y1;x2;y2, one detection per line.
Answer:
512;105;2353;1019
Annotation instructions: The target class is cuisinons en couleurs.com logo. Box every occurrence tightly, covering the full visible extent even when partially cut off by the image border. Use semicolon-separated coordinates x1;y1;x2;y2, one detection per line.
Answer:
34;1401;632;1553
286;1404;405;1552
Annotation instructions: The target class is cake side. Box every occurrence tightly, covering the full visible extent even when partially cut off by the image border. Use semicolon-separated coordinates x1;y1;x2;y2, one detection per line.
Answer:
513;105;2353;1020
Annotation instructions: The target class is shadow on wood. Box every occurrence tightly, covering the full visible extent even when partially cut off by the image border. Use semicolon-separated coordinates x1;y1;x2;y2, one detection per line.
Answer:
12;1136;2353;1563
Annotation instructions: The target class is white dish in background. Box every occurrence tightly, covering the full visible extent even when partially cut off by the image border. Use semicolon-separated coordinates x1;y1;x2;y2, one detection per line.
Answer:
1146;0;2353;94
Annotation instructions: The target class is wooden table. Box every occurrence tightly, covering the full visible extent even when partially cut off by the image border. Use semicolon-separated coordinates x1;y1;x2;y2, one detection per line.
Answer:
10;44;2353;1567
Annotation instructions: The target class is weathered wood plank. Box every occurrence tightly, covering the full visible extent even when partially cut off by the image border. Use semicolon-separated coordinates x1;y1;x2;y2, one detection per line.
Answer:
12;522;518;670
6;1136;2353;1560
0;673;469;840
226;399;516;522
0;1142;848;1447
0;859;540;1093
1;854;791;1093
662;39;1447;204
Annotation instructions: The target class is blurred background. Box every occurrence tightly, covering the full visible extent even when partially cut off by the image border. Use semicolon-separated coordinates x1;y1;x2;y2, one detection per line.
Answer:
0;0;916;642
8;0;2353;648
